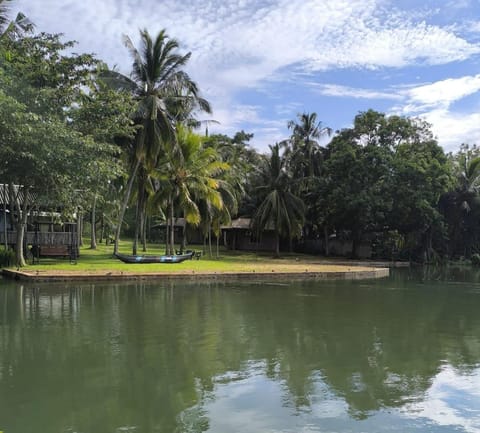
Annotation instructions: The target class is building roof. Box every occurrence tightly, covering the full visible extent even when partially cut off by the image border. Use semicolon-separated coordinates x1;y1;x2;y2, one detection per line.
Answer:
221;218;252;230
152;217;186;228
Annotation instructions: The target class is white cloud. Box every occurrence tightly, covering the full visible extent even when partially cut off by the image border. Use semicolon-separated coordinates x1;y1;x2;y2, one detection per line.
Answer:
468;21;480;33
394;75;480;150
16;1;480;88
311;76;480;151
403;75;480;110
13;0;480;151
419;108;480;152
314;84;402;100
207;103;287;150
446;0;472;10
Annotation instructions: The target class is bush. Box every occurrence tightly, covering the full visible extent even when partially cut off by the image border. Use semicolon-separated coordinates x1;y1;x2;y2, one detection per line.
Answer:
0;247;14;267
471;253;480;267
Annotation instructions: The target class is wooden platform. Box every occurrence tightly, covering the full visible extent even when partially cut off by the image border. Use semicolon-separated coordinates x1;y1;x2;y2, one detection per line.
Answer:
1;267;389;282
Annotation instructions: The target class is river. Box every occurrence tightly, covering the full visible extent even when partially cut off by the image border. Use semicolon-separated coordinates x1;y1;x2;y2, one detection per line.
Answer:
0;267;479;433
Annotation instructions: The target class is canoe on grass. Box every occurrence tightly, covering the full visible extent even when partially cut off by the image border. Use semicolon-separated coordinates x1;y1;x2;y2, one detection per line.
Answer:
114;252;194;264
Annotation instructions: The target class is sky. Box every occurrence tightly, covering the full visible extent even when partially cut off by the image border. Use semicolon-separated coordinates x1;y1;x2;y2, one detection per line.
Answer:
13;0;480;152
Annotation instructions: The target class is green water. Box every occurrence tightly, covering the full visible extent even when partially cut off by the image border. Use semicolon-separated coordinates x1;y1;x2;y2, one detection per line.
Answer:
0;268;480;433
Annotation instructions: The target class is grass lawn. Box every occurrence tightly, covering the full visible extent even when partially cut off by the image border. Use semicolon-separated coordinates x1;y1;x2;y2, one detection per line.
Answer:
5;239;380;277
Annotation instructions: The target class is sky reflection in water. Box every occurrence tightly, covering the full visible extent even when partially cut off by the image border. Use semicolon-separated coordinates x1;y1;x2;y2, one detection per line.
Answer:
0;269;480;433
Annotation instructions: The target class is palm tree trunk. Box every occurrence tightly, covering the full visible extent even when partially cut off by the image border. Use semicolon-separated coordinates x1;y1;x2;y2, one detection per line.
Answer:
165;219;169;255
170;198;175;255
114;159;141;255
133;197;140;256
181;222;187;252
141;213;147;252
133;180;147;255
90;194;97;249
208;224;212;257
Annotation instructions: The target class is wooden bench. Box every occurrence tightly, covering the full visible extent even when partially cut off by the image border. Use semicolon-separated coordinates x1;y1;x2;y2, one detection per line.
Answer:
39;245;70;257
31;245;77;264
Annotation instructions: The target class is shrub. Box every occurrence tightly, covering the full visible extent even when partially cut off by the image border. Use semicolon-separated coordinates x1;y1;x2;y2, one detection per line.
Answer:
471;253;480;267
0;247;14;267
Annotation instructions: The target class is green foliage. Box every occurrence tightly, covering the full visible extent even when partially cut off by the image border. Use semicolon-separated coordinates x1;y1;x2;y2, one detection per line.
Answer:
151;125;230;254
253;143;305;256
0;246;14;267
471;253;480;266
321;110;451;259
100;28;212;255
438;144;480;259
0;25;138;265
0;9;476;262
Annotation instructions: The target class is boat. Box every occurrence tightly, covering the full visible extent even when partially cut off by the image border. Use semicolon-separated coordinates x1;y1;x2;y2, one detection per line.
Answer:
114;252;194;264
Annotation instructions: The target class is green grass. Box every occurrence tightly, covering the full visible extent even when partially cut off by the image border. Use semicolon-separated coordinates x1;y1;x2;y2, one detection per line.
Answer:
9;239;370;276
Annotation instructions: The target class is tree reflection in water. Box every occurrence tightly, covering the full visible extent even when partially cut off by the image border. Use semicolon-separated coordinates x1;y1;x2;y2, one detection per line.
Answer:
0;270;479;433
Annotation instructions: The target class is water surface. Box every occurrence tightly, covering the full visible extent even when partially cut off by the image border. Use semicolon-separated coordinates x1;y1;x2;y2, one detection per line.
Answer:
0;267;480;433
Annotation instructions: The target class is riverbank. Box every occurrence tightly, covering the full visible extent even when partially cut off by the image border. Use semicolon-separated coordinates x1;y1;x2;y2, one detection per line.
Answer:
2;265;389;282
1;242;394;282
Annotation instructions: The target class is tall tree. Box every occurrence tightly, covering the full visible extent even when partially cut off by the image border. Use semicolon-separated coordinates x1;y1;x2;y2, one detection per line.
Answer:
0;0;33;41
152;125;228;255
282;113;332;245
0;31;127;265
440;144;480;258
286;112;331;178
70;81;136;249
101;29;211;254
0;33;102;266
253;144;305;256
325;110;451;260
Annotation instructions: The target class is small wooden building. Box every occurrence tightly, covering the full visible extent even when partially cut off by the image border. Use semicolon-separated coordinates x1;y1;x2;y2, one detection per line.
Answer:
221;218;277;252
0;184;77;252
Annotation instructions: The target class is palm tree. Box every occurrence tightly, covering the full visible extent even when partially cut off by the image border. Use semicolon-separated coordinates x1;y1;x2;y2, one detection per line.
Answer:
0;0;10;33
101;29;211;254
152;125;228;255
286;112;331;178
0;1;33;41
253;144;305;256
283;112;331;244
451;147;480;257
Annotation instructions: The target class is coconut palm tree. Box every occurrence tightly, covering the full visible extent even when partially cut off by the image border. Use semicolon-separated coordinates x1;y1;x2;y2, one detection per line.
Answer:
152;125;228;255
0;1;33;41
253;144;305;256
450;148;480;257
101;29;211;254
286;112;331;178
0;0;10;33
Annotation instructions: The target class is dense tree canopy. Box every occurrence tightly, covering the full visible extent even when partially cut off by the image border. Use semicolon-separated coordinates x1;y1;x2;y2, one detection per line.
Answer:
0;26;135;265
0;5;479;264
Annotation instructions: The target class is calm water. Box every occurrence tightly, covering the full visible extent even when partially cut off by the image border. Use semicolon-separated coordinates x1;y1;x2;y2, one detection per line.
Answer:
1;267;480;433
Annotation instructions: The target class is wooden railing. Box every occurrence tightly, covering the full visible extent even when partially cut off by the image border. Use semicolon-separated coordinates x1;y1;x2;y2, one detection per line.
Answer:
0;231;73;246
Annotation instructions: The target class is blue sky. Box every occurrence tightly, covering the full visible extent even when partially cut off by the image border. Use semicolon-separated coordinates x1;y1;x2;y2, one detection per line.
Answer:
14;0;480;152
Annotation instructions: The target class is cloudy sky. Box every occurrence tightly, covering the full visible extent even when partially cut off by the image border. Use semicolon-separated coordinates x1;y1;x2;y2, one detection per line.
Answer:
13;0;480;152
